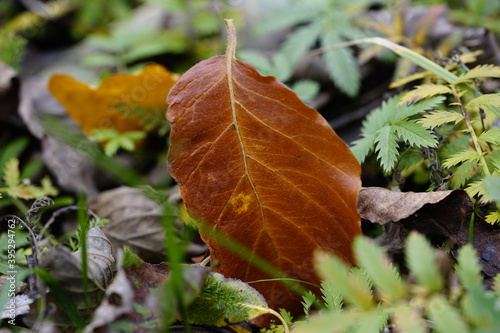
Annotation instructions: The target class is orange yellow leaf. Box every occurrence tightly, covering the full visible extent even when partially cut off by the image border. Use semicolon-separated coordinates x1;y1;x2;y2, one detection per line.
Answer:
48;64;178;136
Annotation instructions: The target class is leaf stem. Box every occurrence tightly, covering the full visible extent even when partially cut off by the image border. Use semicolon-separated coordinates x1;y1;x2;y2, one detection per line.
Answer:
450;87;490;177
225;19;237;59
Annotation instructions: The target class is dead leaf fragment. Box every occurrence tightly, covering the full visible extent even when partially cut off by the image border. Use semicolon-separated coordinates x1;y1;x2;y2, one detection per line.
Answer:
167;20;361;317
358;187;459;224
48;64;178;136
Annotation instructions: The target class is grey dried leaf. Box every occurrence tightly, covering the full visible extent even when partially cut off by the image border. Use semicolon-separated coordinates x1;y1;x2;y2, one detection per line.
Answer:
39;227;116;316
88;186;165;263
358;187;457;224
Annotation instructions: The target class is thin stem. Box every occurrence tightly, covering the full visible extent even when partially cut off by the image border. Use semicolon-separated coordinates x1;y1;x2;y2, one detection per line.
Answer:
309;37;458;84
225;19;237;59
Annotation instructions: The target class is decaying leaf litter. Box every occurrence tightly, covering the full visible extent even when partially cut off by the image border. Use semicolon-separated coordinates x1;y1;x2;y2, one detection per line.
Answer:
1;1;500;332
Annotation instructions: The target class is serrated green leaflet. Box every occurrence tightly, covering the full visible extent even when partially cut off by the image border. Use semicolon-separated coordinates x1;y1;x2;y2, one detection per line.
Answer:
456;245;483;290
321;30;360;96
2;158;19;189
399;84;452;105
455;65;500;83
466;93;500;112
419;110;465;129
354;237;406;303
451;160;476;188
393;121;437;147
185;272;268;326
392;305;427;333
315;252;374;310
374;126;399;173
426;296;468;333
405;233;443;292
478;128;500;146
442;149;482;168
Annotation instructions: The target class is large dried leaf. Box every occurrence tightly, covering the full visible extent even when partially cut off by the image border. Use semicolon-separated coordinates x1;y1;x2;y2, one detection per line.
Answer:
88;186;165;263
167;20;361;316
359;187;500;279
48;64;178;136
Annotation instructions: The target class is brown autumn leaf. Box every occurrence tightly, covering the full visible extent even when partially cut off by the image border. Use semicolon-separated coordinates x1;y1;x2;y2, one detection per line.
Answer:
48;64;178;136
167;20;361;319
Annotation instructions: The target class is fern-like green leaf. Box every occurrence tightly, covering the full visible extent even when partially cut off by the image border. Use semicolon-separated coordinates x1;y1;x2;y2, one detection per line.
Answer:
491;150;500;173
255;2;325;36
465;180;489;203
399;84;452;105
485;210;500;225
354;237;407;303
405;232;444;292
392;305;427;333
351;308;388;333
315;251;375;310
455;65;500;83
320;281;343;313
3;158;20;189
456;245;483;290
465;93;500;110
393;121;437;148
478;128;500;146
418;110;464;129
442;149;482;168
321;30;360;97
450;160;476;189
426;296;468;333
280;21;322;65
374;126;399;173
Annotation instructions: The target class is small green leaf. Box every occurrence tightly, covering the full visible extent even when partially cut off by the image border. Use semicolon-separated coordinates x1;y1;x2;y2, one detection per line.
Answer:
392;305;427;333
442;149;482;168
354;237;407;303
315;251;375;310
321;30;360;97
291;80;320;102
374;126;399;173
426;296;468;333
399;84;452;105
465;93;500;110
238;50;273;76
478;128;500;146
456;245;483;290
405;232;444;292
418;110;464;129
281;21;322;65
2;158;20;189
393;121;437;148
485;210;500;225
456;65;500;83
320;281;343;313
450;160;476;189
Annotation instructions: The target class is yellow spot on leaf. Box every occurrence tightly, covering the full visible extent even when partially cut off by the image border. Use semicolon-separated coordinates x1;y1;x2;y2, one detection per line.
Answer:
230;193;252;213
